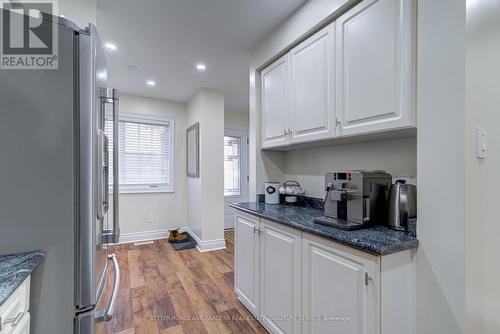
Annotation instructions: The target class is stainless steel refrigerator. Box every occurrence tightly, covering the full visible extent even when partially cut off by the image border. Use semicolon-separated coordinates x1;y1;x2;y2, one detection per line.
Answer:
0;12;120;334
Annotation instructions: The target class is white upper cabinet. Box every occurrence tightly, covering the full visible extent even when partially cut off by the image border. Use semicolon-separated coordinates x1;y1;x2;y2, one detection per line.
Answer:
335;0;415;136
261;55;289;148
259;0;416;149
289;25;336;143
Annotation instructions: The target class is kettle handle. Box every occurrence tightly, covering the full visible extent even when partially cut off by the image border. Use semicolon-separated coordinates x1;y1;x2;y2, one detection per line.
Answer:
395;179;407;184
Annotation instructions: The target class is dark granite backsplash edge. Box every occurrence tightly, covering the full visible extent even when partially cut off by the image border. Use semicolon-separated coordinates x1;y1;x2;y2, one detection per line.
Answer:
256;194;417;238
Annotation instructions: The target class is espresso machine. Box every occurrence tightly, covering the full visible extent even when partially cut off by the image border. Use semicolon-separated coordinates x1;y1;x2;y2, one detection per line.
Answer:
314;171;392;230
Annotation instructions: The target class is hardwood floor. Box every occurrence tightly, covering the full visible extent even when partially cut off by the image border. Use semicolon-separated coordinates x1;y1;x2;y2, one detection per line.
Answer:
106;230;267;334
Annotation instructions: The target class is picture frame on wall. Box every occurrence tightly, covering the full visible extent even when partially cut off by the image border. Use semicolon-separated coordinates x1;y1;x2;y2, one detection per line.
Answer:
186;122;200;178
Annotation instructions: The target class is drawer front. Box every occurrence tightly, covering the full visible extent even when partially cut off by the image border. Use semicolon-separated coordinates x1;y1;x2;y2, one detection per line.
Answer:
0;276;30;333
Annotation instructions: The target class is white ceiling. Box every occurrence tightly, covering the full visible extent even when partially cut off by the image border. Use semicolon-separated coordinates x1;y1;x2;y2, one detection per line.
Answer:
97;0;306;112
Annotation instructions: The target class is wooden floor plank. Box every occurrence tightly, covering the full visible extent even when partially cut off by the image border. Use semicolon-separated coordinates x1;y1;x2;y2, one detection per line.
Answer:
220;308;257;334
128;249;146;288
160;325;184;334
108;248;134;333
107;235;267;334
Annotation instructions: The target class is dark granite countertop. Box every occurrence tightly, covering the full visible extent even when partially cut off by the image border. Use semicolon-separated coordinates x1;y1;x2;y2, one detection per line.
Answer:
229;202;418;256
0;251;45;306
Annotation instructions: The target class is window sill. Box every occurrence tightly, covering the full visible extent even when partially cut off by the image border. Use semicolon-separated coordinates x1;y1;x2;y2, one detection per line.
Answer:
224;194;242;198
119;188;174;194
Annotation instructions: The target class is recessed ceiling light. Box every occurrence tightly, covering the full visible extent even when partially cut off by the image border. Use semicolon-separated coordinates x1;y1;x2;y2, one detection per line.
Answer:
146;80;156;87
196;63;206;71
104;43;117;51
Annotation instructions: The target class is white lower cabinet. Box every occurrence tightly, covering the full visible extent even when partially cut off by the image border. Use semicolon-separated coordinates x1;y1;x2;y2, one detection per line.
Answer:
302;233;378;334
0;276;31;334
234;210;416;334
234;212;260;315
260;220;302;334
11;312;29;334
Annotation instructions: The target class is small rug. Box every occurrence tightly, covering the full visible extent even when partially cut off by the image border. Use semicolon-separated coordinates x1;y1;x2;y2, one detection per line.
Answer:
169;233;197;251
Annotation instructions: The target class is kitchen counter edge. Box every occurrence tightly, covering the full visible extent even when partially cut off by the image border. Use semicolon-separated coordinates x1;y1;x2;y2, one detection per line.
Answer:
229;202;418;256
0;250;46;306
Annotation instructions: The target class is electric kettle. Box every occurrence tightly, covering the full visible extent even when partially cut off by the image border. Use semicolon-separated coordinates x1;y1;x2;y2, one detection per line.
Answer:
387;180;417;230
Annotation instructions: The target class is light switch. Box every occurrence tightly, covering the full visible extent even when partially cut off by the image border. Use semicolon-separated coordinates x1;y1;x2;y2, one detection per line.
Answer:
476;127;487;159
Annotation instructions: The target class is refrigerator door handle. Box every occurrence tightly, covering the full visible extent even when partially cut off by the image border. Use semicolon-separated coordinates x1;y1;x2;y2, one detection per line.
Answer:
102;132;110;213
95;253;120;323
100;88;120;244
96;129;106;221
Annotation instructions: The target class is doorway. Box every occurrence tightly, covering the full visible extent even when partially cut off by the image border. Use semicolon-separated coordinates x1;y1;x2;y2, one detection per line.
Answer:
223;128;249;229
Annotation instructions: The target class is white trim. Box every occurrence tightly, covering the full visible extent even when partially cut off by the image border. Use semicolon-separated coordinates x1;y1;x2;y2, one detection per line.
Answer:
182;227;227;252
116;227;226;252
116;229;170;244
120;112;174;125
225;125;249;131
119;186;174;194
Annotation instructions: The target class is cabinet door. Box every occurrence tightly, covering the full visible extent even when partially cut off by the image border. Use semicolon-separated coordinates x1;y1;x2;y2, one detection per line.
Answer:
11;312;30;334
234;212;260;316
336;0;415;136
302;233;379;334
261;55;289;148
289;24;335;143
260;219;302;334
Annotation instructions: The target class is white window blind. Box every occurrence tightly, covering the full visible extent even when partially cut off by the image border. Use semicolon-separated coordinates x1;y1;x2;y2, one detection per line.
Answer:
224;135;241;196
105;114;174;193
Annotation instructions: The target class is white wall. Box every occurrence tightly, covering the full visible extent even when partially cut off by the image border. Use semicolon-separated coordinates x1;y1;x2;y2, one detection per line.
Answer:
417;0;466;333
186;89;225;243
225;110;249;129
465;1;500;332
118;94;187;239
284;138;417;198
60;0;97;28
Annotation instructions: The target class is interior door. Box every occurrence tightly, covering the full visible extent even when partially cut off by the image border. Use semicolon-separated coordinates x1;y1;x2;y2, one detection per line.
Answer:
224;128;249;229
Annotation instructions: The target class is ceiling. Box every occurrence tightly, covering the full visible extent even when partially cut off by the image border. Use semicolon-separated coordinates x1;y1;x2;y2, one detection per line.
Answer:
97;0;306;112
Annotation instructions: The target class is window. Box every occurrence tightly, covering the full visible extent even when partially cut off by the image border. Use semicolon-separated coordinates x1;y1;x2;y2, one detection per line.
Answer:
224;135;242;196
106;113;174;193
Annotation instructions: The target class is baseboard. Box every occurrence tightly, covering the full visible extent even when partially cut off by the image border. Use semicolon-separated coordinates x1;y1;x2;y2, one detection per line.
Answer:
182;227;226;252
117;229;169;244
117;228;226;252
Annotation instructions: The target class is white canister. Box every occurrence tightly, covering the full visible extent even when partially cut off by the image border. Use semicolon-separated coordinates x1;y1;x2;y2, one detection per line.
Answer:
265;182;280;204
